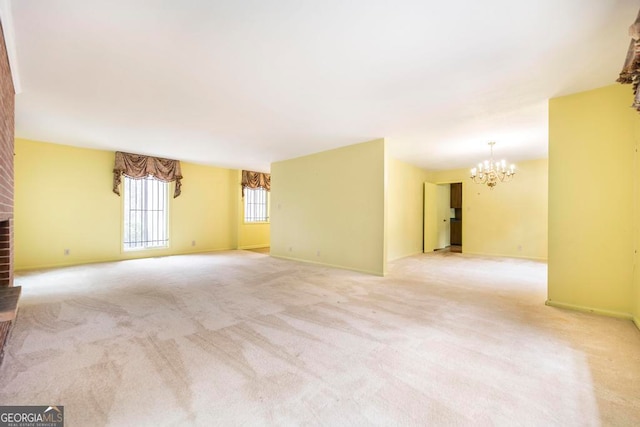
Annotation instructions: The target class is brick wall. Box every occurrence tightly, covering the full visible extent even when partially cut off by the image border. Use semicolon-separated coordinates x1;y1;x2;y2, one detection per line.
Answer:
0;19;16;363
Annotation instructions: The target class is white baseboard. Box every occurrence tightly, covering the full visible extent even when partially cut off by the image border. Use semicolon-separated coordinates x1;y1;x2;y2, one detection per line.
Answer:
545;300;633;321
238;244;270;250
463;250;547;262
388;250;424;262
270;254;385;276
15;247;235;271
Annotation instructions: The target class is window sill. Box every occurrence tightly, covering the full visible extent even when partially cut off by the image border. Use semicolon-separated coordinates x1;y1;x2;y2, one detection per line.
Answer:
123;245;169;252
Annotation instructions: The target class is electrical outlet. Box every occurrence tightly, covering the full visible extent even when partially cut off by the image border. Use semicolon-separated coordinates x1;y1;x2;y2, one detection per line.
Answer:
316;250;320;257
289;246;292;252
191;240;196;247
64;249;70;256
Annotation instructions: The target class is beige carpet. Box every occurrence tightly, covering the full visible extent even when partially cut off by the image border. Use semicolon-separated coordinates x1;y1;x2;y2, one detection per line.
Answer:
1;251;639;426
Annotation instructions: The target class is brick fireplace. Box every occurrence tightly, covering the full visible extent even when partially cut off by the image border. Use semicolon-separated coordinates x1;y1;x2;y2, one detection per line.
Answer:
0;220;10;286
0;19;16;362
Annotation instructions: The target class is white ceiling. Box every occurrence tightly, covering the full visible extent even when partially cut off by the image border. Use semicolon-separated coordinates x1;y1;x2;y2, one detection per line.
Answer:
7;0;639;172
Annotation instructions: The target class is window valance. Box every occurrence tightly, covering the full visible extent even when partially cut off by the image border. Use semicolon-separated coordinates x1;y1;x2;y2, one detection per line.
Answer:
618;8;640;111
241;170;270;197
113;151;183;198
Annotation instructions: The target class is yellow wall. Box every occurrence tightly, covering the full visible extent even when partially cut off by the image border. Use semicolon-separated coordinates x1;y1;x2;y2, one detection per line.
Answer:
387;158;430;261
548;84;636;318
270;139;386;275
428;158;548;260
636;159;640;326
238;222;270;249
636;111;640;327
236;171;270;249
14;138;244;270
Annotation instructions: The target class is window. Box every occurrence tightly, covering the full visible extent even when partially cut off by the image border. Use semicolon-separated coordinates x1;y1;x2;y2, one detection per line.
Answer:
123;176;169;250
244;187;269;222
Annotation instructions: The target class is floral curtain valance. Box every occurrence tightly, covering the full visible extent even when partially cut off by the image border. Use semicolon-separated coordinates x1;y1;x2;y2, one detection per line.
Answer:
618;8;640;111
241;170;270;197
113;151;183;198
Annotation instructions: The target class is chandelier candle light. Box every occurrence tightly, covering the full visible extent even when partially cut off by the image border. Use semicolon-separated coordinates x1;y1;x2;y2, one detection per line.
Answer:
470;142;516;189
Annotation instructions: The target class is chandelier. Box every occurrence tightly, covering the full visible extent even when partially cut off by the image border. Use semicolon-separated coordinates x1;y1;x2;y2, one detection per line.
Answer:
470;142;516;189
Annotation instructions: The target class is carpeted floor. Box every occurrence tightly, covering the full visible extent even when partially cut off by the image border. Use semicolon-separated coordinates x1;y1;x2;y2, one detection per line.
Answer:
1;251;639;426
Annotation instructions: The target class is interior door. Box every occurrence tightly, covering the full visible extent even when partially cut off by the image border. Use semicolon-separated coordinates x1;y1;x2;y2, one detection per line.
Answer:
436;184;451;249
424;182;438;252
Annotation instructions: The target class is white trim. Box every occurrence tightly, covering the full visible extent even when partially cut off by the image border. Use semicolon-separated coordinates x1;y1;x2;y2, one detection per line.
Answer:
270;253;386;277
388;250;424;262
239;244;269;250
0;0;21;93
462;250;547;262
545;300;634;321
